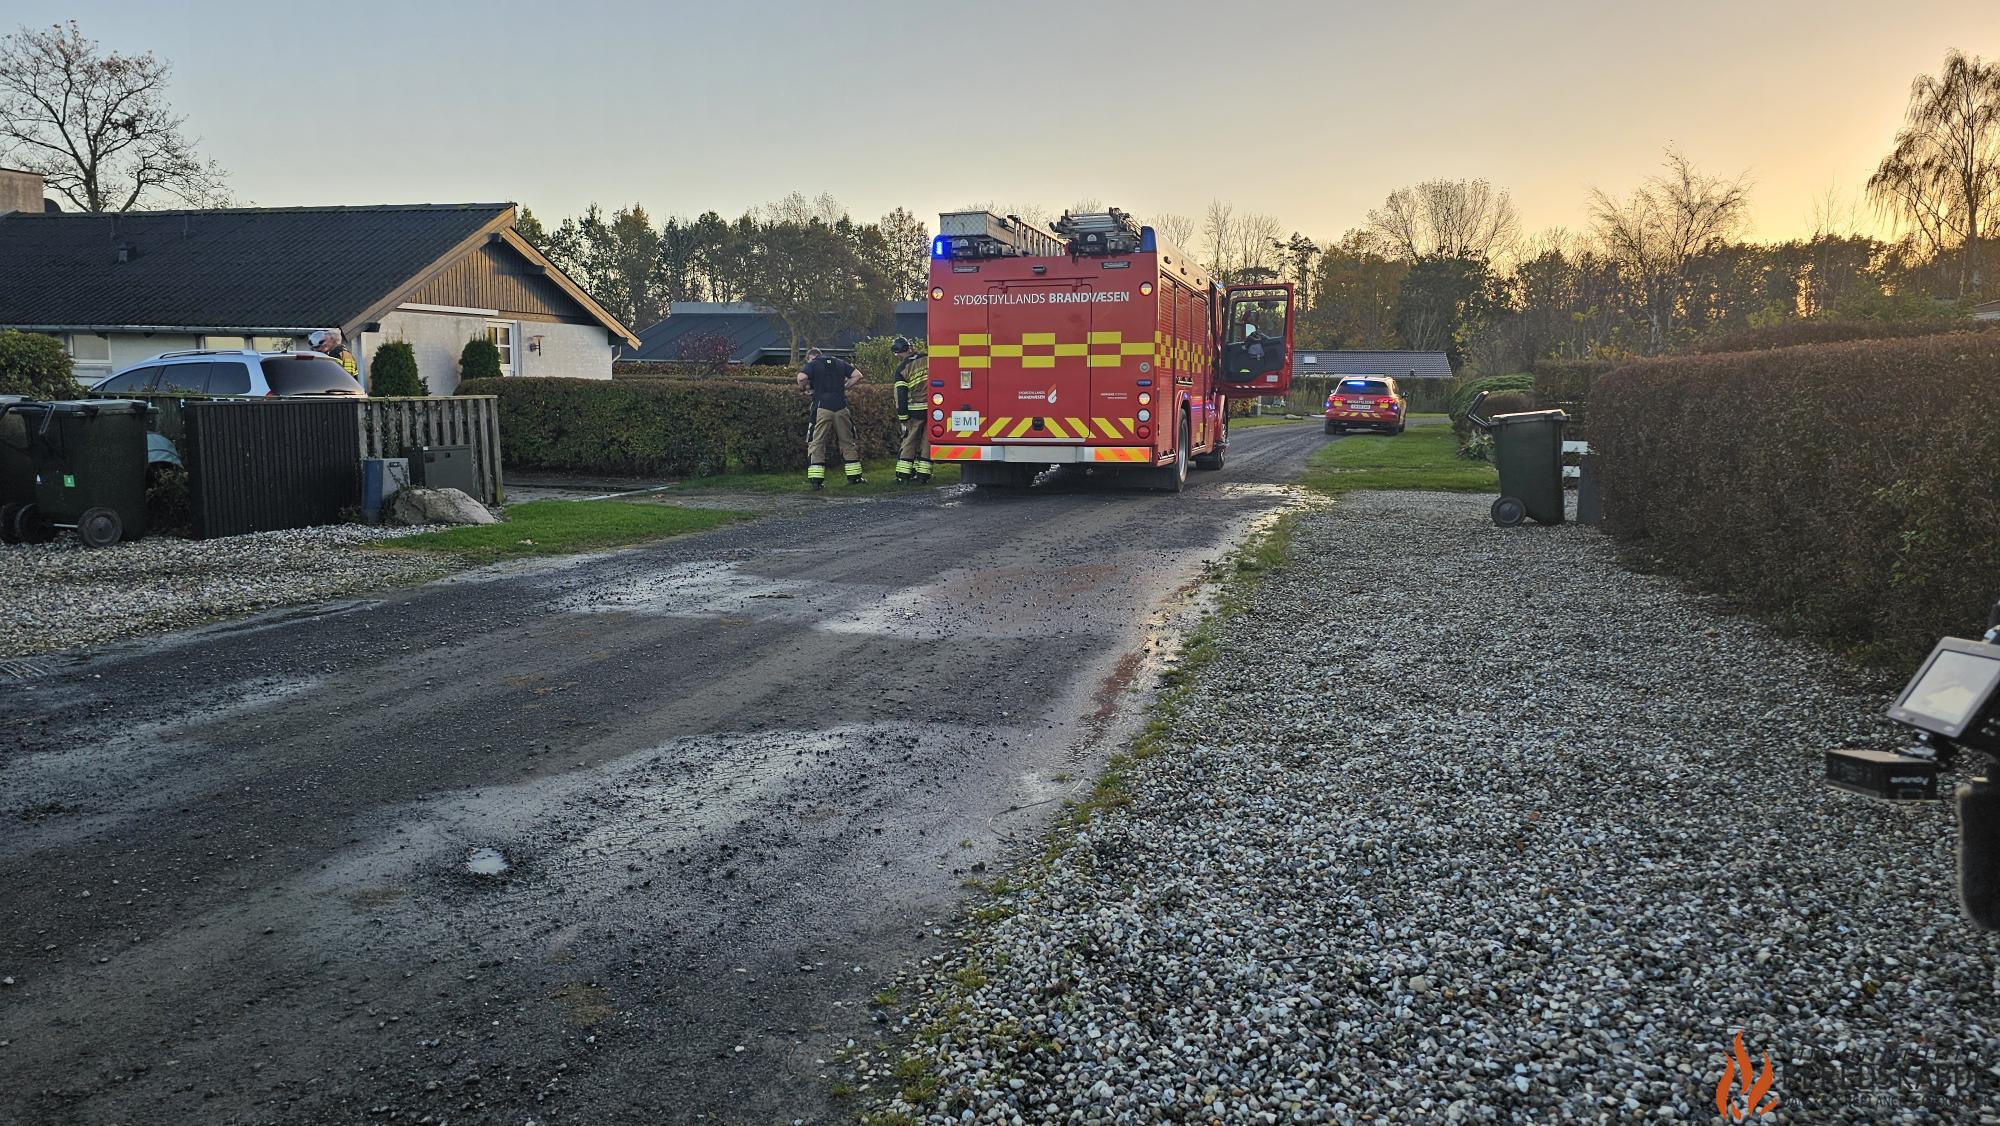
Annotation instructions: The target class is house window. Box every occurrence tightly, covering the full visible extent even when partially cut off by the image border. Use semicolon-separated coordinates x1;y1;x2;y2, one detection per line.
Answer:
66;333;111;363
202;334;247;351
486;321;516;374
250;335;297;352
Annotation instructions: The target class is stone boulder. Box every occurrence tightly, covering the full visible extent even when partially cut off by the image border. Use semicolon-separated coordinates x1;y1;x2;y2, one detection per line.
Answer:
389;487;498;527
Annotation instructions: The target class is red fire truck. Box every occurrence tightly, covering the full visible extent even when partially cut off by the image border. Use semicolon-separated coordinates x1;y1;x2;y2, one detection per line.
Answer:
923;208;1295;491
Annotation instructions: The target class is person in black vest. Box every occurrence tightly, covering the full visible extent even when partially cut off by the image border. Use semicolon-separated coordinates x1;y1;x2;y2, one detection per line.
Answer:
795;347;865;489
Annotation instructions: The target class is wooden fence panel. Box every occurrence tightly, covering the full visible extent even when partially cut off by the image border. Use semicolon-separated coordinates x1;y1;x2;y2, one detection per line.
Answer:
355;396;503;504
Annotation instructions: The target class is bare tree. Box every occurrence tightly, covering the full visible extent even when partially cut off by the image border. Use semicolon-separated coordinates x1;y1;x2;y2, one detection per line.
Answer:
1229;212;1283;282
0;21;227;211
1151;212;1196;250
1201;199;1235;279
1590;148;1750;352
1366;179;1521;262
1867;49;2000;298
759;191;847;227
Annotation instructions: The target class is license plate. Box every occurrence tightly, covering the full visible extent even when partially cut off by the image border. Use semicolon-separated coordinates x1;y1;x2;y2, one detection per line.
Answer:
949;411;981;432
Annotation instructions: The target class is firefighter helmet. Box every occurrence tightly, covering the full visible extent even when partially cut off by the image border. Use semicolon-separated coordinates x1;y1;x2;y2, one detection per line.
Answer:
891;336;912;354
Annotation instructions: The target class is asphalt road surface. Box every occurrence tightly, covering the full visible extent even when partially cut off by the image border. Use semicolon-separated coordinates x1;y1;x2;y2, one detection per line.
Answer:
0;422;1324;1126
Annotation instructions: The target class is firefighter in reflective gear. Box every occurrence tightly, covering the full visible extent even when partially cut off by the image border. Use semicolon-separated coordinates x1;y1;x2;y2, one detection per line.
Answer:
890;336;931;483
795;347;865;489
309;328;358;378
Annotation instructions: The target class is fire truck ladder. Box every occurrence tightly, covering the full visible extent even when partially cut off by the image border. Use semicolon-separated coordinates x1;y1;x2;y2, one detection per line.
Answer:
1052;209;1145;255
936;211;1066;259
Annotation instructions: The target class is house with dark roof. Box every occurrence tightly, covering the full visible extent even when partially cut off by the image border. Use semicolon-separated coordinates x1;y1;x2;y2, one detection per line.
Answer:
1291;350;1455;382
621;301;927;365
0;169;635;393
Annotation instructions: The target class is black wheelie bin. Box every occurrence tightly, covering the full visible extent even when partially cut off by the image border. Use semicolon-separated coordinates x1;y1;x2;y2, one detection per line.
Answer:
0;396;37;543
1465;391;1568;527
8;398;154;547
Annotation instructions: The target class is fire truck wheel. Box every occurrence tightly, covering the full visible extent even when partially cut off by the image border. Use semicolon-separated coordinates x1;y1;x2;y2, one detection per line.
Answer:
1193;445;1225;471
1155;417;1190;493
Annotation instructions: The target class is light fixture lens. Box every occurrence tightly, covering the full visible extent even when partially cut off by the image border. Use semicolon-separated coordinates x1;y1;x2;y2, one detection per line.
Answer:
1140;283;1153;296
930;287;944;300
1137;409;1151;422
1138;393;1151;405
931;409;944;421
931;393;944;405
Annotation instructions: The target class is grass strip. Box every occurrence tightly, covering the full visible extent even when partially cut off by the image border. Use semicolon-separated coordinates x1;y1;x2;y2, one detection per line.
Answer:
1300;422;1497;497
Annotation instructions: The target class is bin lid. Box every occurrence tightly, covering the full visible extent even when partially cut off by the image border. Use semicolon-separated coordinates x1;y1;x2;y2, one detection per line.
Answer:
43;398;153;416
1489;408;1569;424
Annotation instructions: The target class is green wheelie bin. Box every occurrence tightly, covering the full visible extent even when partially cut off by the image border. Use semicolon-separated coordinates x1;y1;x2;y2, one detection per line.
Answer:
0;397;37;543
8;398;154;547
1465;391;1568;527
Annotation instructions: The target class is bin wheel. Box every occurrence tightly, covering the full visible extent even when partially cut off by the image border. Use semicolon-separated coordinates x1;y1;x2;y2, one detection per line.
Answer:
1491;496;1527;527
12;503;54;544
77;507;124;548
0;502;18;545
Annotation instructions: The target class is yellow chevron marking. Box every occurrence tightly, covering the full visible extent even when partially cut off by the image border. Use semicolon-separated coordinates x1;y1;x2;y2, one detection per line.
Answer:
1066;418;1090;438
1120;417;1137;435
1045;418;1071;438
1095;418;1122;440
1008;418;1035;438
984;416;1012;437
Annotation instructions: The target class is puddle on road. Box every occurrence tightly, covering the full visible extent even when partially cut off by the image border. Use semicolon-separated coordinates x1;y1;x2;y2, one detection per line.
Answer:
465;848;511;876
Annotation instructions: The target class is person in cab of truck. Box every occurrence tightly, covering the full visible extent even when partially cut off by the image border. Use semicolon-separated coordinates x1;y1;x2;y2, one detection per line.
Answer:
890;336;932;483
309;329;358;378
796;347;866;489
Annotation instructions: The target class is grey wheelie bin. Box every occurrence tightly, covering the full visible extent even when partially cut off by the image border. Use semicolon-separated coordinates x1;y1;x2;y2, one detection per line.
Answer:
7;398;154;547
1465;391;1568;527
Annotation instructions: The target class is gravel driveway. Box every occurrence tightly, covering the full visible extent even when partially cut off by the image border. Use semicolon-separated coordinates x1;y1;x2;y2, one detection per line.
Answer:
0;526;449;659
867;491;2000;1124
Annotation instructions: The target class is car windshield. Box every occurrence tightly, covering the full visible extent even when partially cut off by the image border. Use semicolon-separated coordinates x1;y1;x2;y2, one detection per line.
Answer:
261;355;364;395
1339;380;1390;397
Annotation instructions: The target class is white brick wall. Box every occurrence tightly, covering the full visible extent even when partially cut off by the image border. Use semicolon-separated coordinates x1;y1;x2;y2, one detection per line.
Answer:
360;312;612;395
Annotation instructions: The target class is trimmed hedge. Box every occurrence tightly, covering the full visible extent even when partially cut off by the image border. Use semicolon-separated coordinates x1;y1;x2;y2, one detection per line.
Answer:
1592;334;2000;665
1694;319;1998;356
458;377;898;477
0;330;82;398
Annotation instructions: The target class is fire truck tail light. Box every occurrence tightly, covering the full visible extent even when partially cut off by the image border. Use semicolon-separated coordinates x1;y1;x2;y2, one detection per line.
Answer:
1138;393;1151;405
1137;424;1152;439
929;287;944;300
930;424;945;437
1139;283;1153;296
1137;409;1151;422
931;409;944;421
931;393;943;405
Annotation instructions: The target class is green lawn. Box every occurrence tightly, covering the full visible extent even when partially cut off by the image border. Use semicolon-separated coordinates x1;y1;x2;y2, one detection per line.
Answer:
1300;422;1498;497
375;499;745;564
669;458;961;497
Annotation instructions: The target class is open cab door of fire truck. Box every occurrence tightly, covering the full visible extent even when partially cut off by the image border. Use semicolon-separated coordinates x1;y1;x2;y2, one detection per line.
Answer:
1218;283;1295;397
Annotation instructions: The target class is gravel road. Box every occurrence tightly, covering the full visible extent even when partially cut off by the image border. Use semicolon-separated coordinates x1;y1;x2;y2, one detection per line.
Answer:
0;422;1321;1126
867;490;2000;1124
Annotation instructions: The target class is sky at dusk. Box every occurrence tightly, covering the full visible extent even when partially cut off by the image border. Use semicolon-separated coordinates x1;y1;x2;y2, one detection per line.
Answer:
14;0;1995;247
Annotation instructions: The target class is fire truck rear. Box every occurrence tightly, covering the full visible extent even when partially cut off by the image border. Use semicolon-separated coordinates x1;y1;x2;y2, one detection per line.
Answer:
923;208;1295;491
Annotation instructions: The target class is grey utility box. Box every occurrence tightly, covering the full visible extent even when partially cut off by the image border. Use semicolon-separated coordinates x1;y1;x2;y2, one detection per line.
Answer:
408;444;479;498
